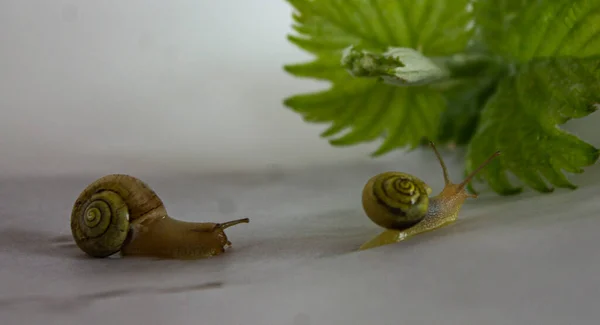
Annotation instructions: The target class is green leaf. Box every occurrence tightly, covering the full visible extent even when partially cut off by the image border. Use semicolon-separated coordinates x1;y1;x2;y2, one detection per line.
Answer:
474;0;600;61
465;0;600;195
465;57;600;195
287;0;475;57
436;76;498;146
284;0;475;153
284;80;446;154
436;58;508;145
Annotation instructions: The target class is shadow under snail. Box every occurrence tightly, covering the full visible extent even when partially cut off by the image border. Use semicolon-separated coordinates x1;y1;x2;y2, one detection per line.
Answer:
70;174;249;259
360;141;500;250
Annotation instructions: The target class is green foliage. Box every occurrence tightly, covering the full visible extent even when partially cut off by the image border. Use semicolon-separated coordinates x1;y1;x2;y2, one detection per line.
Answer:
466;58;600;195
284;0;474;153
283;0;600;195
473;0;600;60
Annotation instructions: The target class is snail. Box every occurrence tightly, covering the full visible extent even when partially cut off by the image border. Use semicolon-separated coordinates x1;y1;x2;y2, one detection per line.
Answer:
359;141;500;250
70;174;249;259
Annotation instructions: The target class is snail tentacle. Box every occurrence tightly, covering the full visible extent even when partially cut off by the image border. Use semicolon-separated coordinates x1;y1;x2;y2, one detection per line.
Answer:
70;174;249;259
359;141;500;250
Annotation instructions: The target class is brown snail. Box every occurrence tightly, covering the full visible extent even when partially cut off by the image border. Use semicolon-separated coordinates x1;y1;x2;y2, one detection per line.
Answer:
360;141;500;250
70;174;249;259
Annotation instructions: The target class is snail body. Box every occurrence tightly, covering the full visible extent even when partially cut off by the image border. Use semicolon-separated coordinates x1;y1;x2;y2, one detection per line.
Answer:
70;174;249;259
360;141;500;250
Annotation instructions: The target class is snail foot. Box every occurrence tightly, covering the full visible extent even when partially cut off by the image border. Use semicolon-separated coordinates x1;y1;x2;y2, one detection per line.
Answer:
358;229;408;251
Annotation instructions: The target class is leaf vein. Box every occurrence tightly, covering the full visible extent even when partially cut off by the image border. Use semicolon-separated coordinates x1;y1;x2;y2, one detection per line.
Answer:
552;3;600;56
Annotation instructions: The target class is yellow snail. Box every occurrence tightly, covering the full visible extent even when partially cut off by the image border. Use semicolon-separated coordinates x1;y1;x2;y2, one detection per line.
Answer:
359;141;500;250
70;174;249;259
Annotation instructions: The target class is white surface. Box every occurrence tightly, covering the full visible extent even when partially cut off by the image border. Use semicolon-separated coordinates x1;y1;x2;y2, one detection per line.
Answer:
0;0;380;178
1;151;600;325
2;2;600;323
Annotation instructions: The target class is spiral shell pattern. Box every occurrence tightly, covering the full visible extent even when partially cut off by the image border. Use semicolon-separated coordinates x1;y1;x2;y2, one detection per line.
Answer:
71;190;130;257
364;172;430;229
70;174;166;258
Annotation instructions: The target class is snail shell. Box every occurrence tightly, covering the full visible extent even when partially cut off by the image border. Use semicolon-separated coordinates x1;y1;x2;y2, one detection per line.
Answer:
70;174;248;259
362;172;432;230
359;141;501;250
70;174;164;257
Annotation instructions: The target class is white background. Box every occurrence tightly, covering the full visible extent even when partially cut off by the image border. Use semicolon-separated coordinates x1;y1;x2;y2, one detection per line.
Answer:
0;0;383;178
2;3;600;324
1;0;598;178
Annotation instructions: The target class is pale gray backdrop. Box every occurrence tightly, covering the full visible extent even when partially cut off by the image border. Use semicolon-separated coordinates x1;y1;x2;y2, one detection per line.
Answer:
1;1;600;325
